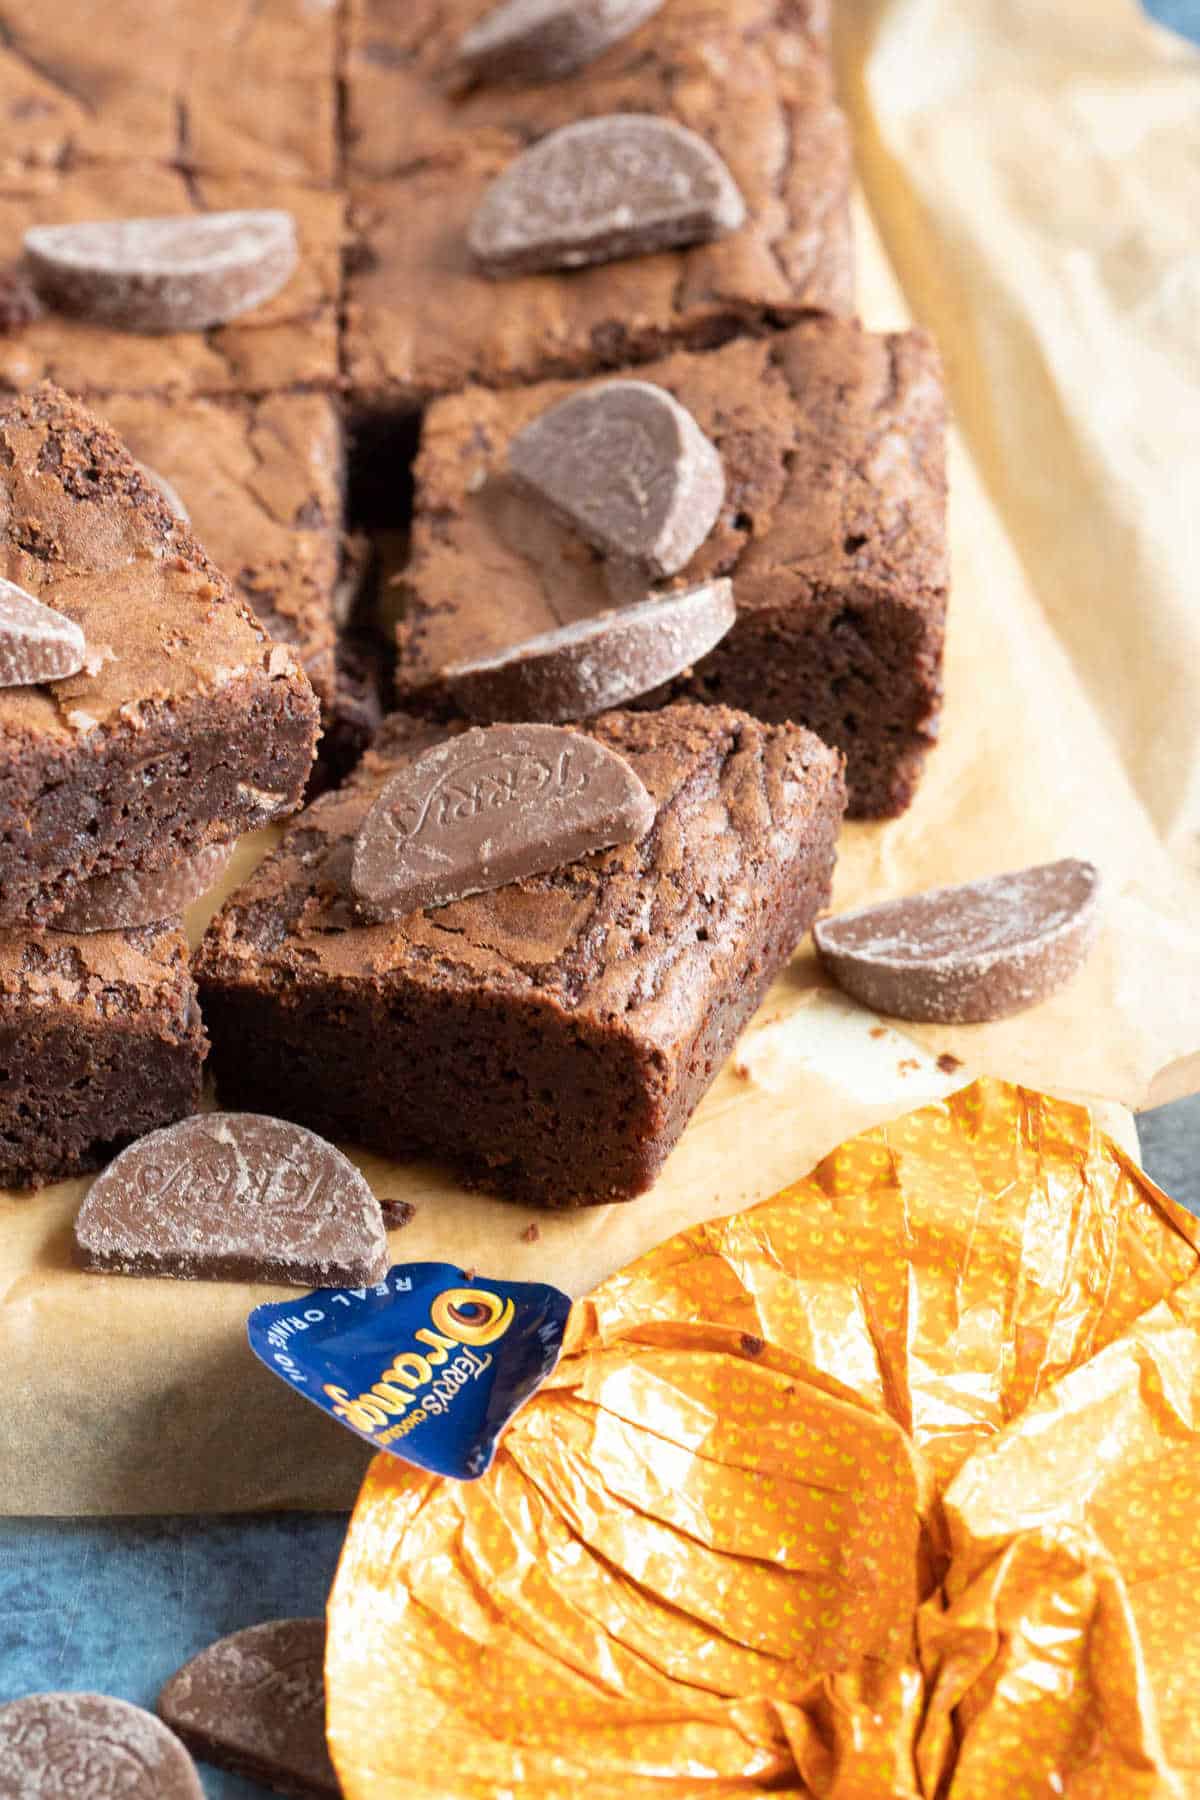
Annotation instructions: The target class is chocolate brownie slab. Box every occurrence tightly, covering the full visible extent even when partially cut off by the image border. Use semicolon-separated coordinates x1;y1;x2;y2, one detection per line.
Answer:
0;385;319;926
0;165;342;397
0;0;338;185
396;319;948;817
344;9;852;411
97;392;344;718
196;704;845;1206
0;921;206;1189
344;0;832;178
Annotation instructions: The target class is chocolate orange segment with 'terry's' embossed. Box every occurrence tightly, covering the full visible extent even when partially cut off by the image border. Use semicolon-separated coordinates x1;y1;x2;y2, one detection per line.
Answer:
351;722;656;918
74;1112;387;1286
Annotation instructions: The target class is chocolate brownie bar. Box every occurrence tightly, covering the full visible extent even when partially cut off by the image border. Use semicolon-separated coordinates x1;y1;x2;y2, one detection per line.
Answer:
196;703;846;1206
396;319;948;816
344;0;832;178
0;384;320;926
0;165;342;397
344;6;852;412
0;921;206;1188
96;392;344;717
0;0;338;185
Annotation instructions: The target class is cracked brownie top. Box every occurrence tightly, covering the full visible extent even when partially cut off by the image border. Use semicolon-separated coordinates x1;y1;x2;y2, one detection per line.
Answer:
196;702;845;1049
343;1;852;408
0;0;339;185
397;318;948;686
0;920;198;1024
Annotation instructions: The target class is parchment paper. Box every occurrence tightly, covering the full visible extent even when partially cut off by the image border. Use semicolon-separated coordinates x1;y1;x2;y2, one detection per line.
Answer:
1;0;1197;1513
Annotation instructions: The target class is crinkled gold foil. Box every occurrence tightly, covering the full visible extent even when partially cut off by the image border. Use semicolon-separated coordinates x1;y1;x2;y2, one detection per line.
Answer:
327;1079;1200;1798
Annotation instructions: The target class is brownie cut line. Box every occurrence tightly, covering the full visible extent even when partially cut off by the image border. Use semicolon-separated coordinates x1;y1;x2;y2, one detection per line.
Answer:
396;318;948;817
196;704;846;1206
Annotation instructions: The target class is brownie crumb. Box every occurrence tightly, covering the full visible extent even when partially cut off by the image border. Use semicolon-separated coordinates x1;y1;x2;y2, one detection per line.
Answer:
740;1332;765;1357
869;1025;888;1039
898;1057;920;1075
380;1197;416;1229
937;1052;964;1075
0;266;43;332
520;1222;540;1244
732;1060;751;1081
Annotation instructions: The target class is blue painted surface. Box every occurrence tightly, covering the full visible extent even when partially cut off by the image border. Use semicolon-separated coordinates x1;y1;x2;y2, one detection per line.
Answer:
0;1514;346;1797
0;8;1196;1797
1143;0;1200;37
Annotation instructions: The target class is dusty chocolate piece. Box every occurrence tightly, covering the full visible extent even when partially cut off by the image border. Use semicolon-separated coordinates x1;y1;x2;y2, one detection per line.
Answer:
0;166;342;397
456;0;666;84
136;461;190;523
25;209;298;333
352;722;655;917
0;1692;203;1799
469;114;745;276
159;1619;338;1800
381;1196;417;1229
0;385;320;928
509;381;725;577
75;1112;389;1286
396;320;947;818
443;580;735;722
814;860;1103;1024
197;704;847;1206
0;576;86;686
53;842;234;933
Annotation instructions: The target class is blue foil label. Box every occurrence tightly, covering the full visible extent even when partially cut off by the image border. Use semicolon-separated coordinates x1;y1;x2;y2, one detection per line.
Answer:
247;1263;572;1480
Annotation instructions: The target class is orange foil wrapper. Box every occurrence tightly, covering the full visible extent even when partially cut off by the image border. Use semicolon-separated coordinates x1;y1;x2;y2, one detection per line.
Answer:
327;1079;1200;1798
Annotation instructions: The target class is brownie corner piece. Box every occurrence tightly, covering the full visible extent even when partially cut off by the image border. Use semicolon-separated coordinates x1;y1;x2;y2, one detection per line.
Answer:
95;389;345;721
397;317;948;819
196;703;846;1206
342;3;853;414
0;383;321;925
0;922;206;1190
